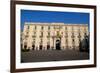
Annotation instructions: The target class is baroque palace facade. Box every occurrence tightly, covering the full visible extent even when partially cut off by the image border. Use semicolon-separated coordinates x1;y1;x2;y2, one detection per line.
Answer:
21;22;88;50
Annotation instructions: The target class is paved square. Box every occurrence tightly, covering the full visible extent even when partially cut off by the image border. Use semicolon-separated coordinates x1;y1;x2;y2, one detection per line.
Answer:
21;49;89;63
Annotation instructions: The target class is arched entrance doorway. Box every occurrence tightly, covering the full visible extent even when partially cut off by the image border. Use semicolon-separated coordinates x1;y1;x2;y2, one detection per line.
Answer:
47;45;50;50
56;39;61;50
32;44;35;50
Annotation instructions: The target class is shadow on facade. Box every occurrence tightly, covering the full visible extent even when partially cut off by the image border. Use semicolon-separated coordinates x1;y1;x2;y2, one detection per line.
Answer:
79;35;89;53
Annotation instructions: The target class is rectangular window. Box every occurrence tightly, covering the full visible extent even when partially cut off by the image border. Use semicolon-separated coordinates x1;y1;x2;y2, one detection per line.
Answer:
27;25;29;29
24;42;27;45
35;26;37;30
40;39;43;43
48;32;50;36
66;39;68;43
26;31;28;34
78;33;81;38
47;32;50;38
41;26;44;30
34;32;36;35
33;39;35;44
71;33;74;38
32;32;36;38
48;26;50;30
65;27;67;30
54;26;55;29
25;35;28;39
41;32;43;36
60;26;62;29
73;39;74;42
72;27;74;30
65;32;68;37
40;32;43;38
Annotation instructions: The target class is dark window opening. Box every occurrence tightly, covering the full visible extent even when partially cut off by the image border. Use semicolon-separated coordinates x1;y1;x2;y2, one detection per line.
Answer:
35;26;37;30
48;26;50;30
41;26;44;30
32;44;35;50
47;45;50;50
24;45;27;49
27;26;29;29
39;45;43;50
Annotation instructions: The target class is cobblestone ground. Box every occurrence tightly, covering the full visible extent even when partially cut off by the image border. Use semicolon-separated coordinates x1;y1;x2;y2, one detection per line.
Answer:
21;49;89;63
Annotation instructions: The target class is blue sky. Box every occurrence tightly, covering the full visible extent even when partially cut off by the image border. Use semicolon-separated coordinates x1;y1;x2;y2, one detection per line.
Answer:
21;10;89;30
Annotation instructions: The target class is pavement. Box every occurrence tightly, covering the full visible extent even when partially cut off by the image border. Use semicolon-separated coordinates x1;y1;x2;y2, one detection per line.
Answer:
21;49;89;63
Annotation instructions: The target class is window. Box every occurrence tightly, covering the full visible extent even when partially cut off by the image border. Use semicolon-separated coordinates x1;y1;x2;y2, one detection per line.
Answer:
26;31;29;34
54;26;55;29
47;32;50;38
32;44;35;50
79;38;81;42
39;45;43;50
27;25;29;29
25;35;28;38
72;39;75;46
40;32;43;38
65;32;68;37
35;26;37;30
24;42;27;45
66;39;68;43
34;32;36;35
32;32;36;38
41;32;43;36
48;32;50;36
71;33;74;38
54;26;59;29
24;45;27;49
47;41;50;45
65;27;67;30
72;27;74;30
84;27;86;31
41;26;44;30
73;39;74;42
59;26;62;29
84;33;86;36
40;38;43;44
47;44;50;50
78;33;81;38
33;39;35;44
48;26;50;30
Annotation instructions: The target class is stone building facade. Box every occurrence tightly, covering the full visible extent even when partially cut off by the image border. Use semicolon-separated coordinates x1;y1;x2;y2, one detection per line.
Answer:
21;22;88;50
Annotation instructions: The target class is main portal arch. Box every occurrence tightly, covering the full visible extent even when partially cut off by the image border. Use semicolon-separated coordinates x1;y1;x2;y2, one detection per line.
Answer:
56;38;61;50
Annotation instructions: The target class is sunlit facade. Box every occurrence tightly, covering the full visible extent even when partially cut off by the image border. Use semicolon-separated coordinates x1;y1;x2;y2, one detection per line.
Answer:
21;22;88;50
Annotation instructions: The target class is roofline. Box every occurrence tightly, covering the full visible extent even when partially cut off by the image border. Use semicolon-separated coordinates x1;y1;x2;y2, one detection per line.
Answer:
24;22;88;26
